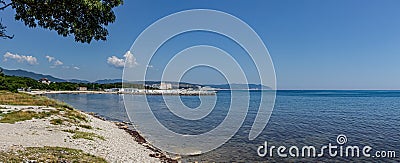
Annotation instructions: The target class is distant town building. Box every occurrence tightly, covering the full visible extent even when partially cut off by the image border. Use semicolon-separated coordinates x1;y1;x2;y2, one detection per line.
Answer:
159;82;172;90
38;78;51;85
105;88;121;92
119;88;139;93
200;86;215;91
77;87;87;91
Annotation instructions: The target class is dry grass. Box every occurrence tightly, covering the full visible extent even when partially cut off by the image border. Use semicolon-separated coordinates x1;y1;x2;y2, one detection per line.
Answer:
0;91;73;109
0;91;92;129
0;110;59;124
0;146;107;162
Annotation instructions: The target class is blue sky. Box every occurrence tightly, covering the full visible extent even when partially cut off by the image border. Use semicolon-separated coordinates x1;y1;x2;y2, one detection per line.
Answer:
1;0;400;89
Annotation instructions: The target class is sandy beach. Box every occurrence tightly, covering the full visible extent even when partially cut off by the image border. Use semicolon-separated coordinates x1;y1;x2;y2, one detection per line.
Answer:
0;104;175;162
25;90;118;95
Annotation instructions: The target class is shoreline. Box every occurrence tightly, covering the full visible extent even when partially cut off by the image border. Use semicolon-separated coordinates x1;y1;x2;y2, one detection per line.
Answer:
24;90;216;96
24;90;118;95
86;111;180;162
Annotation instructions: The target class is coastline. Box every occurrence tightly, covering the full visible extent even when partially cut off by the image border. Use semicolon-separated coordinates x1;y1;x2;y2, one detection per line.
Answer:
24;90;118;95
0;92;179;162
24;90;216;96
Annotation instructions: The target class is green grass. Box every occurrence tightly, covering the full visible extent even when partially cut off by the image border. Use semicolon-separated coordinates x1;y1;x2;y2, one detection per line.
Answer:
62;129;78;133
78;124;93;129
0;146;107;162
72;131;105;141
65;109;88;123
50;118;64;125
0;110;59;124
62;129;105;141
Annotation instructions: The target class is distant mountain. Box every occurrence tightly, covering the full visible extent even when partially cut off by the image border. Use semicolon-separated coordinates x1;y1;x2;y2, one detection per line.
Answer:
66;79;91;83
203;84;271;90
94;79;123;84
2;68;66;82
1;68;90;83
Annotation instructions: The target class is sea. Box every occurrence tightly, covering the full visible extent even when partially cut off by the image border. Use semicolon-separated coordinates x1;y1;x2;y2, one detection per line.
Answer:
46;90;400;162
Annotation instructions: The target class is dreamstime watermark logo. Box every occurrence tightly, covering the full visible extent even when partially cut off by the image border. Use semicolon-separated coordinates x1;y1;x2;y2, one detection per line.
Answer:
258;134;397;159
122;9;276;155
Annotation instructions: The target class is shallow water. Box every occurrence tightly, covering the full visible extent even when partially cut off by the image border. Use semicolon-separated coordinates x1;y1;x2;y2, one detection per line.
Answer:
47;90;400;162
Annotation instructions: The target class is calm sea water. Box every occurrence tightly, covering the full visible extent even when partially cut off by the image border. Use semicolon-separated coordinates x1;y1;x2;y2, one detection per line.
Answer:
47;90;400;162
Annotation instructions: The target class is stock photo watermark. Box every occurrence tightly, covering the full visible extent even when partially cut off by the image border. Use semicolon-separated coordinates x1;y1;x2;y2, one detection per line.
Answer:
257;134;397;159
122;9;276;155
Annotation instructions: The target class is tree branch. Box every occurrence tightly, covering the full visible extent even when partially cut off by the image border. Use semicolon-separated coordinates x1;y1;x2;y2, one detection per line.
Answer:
0;33;14;39
0;19;13;39
0;1;12;10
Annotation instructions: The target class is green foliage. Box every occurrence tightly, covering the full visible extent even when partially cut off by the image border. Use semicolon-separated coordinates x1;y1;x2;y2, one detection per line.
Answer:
0;75;47;92
48;82;79;91
1;0;123;43
0;74;125;92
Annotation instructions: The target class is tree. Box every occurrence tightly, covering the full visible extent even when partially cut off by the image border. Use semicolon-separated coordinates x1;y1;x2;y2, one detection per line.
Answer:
0;67;3;76
0;0;123;43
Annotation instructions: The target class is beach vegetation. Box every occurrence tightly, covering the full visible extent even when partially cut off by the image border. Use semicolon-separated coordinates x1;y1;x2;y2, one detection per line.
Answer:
0;110;57;124
65;109;88;123
0;90;73;109
49;118;64;125
79;124;93;129
0;91;89;125
62;129;105;141
0;146;107;162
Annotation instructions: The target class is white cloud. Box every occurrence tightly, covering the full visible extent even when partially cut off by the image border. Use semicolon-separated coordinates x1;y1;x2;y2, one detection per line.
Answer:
45;55;55;62
54;60;63;66
3;52;38;65
107;51;138;69
45;56;64;66
73;66;80;70
107;56;125;68
124;51;138;67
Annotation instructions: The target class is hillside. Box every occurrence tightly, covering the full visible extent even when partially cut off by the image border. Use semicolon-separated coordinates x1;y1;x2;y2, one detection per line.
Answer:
1;68;89;83
2;68;65;82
